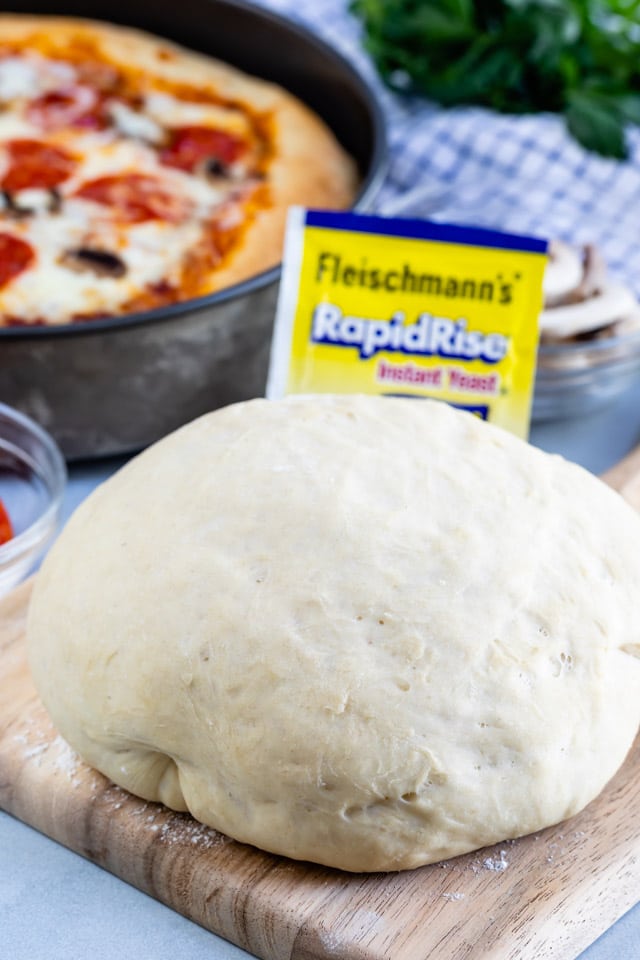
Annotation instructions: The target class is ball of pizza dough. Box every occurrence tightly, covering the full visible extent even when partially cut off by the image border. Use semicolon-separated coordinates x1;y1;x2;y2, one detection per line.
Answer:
27;395;640;871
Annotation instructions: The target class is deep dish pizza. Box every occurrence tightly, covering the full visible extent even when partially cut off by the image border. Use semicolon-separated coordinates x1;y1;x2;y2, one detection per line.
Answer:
0;16;357;327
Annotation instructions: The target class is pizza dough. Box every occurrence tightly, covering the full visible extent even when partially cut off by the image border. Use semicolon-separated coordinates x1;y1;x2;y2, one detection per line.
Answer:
27;395;640;871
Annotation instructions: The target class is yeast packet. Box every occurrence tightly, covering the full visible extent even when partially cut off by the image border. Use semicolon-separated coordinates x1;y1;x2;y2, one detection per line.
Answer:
267;209;548;438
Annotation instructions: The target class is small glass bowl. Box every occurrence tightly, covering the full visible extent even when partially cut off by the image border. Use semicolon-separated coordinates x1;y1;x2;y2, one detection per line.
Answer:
532;328;640;421
0;403;66;597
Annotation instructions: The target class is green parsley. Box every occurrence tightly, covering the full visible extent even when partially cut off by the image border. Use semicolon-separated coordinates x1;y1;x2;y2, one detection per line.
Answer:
351;0;640;158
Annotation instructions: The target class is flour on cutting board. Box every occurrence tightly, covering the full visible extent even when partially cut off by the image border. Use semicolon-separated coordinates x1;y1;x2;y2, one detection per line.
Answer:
13;721;84;787
98;789;232;851
318;909;387;954
139;810;229;850
482;849;510;872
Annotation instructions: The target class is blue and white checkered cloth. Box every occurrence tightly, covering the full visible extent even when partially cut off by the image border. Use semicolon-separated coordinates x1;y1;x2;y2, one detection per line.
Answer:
255;0;640;297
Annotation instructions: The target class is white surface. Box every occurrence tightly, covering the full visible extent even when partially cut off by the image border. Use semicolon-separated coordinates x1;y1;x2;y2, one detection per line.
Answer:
2;384;640;959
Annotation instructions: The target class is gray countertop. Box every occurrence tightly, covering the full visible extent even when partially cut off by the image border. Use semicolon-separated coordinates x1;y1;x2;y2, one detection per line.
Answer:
2;385;640;960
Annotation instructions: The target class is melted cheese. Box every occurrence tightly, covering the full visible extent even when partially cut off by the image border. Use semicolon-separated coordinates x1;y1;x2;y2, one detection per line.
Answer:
2;203;206;322
144;92;252;136
0;54;76;101
0;57;40;100
108;101;164;144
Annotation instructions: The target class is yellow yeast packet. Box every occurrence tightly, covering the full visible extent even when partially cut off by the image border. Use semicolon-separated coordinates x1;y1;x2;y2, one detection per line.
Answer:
267;208;548;437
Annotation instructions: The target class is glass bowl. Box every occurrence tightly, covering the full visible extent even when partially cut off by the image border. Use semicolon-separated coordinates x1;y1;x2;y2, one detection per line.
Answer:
0;403;66;597
533;328;640;422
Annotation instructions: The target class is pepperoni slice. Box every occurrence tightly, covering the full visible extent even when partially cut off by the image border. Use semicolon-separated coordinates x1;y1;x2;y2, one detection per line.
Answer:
74;173;191;223
159;126;245;172
26;86;103;132
0;233;35;289
1;140;77;192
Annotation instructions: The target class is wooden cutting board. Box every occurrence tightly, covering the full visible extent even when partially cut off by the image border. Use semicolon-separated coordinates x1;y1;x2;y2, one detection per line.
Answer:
2;449;640;960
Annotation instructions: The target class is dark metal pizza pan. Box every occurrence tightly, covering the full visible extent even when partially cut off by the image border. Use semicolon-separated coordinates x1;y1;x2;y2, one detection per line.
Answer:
0;0;387;458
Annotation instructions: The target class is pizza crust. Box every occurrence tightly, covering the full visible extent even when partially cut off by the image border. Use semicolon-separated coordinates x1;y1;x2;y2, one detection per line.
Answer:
27;396;640;872
207;87;359;291
0;15;357;303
